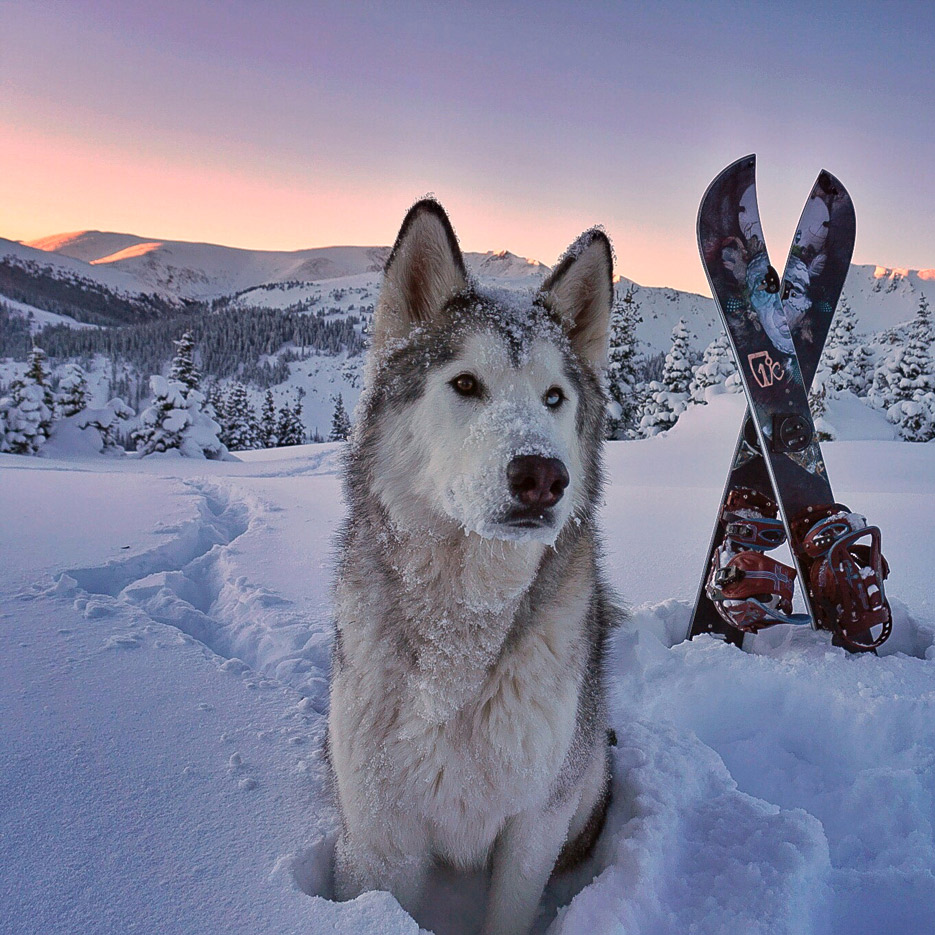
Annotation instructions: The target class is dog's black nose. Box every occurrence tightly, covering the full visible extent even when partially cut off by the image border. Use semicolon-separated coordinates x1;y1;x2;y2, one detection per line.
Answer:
507;455;569;509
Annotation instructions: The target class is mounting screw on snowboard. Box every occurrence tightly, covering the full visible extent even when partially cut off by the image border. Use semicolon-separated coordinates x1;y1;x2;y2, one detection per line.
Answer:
762;265;781;294
772;413;813;453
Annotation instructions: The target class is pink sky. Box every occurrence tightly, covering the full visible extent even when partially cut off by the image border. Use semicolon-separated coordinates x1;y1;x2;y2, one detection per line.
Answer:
2;1;932;294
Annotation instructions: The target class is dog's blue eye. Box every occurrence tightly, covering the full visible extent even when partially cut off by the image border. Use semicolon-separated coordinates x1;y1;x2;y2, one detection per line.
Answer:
451;373;480;397
544;387;564;408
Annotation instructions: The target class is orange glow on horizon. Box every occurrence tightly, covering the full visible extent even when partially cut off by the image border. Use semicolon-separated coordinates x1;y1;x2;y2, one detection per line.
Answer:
1;122;714;294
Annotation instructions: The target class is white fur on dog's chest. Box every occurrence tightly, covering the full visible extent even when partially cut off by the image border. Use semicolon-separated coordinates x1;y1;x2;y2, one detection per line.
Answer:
385;591;587;865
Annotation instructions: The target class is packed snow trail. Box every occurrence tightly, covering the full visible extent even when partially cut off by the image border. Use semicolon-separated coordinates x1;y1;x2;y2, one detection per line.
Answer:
58;479;333;712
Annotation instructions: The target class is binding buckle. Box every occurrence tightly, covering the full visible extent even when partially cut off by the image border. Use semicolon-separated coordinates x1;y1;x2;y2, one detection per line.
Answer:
795;506;892;651
724;515;787;551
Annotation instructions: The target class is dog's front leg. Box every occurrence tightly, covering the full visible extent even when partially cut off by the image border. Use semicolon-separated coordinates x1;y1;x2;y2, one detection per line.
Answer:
481;798;578;935
333;820;430;918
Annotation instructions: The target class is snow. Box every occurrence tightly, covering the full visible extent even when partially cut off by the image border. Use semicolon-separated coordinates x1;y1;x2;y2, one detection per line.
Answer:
27;231;552;302
0;236;168;300
0;294;98;333
818;392;898;441
2;392;935;934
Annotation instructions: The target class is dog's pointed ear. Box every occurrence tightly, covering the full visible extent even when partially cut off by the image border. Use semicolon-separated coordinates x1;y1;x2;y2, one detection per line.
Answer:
539;230;613;368
373;199;468;350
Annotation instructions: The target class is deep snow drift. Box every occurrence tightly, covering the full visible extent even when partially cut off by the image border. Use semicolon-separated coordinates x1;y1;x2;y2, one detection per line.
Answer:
1;393;933;935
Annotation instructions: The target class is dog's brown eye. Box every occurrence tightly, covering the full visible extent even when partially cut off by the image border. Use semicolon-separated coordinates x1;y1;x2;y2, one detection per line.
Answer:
544;386;565;408
451;373;480;397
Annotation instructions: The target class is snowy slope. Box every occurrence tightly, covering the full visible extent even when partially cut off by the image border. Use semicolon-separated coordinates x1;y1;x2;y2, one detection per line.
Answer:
0;294;98;333
839;263;935;333
2;397;934;935
0;236;167;299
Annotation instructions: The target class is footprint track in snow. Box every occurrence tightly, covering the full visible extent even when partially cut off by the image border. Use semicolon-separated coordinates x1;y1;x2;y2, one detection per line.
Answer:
53;480;332;714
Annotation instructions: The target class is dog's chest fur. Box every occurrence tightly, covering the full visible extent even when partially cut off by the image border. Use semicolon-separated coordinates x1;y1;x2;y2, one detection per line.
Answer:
332;526;592;865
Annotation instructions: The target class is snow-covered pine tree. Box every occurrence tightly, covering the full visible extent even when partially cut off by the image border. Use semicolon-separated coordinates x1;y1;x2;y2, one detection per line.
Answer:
259;389;278;448
662;318;693;395
57;363;90;417
853;342;877;398
808;299;875;440
1;346;56;454
133;376;229;459
182;386;229;459
290;395;306;445
890;393;935;443
688;330;736;405
911;294;933;344
636;381;667;436
815;299;864;396
605;286;642;439
78;398;135;452
329;393;351;442
222;382;259;451
133;377;189;455
870;346;903;412
204;382;225;426
637;319;692;436
168;331;201;396
276;395;306;447
882;295;935;441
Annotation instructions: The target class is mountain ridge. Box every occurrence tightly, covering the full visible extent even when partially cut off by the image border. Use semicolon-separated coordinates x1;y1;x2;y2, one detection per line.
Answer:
4;230;933;352
24;230;548;299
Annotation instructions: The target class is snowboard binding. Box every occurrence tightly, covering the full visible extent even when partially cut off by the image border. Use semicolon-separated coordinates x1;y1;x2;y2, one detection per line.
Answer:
706;489;802;633
793;505;893;651
706;490;893;648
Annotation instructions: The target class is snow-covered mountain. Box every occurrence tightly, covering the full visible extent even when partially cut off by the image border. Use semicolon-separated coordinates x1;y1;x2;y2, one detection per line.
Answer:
25;231;547;301
4;226;932;439
1;236;169;300
22;229;934;348
0;236;184;328
28;231;392;299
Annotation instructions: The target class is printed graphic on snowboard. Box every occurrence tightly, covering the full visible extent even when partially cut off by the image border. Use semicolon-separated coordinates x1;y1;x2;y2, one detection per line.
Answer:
699;157;796;367
700;161;855;391
783;170;856;381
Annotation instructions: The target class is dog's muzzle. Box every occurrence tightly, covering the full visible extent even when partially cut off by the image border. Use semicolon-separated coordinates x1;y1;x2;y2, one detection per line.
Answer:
506;455;569;523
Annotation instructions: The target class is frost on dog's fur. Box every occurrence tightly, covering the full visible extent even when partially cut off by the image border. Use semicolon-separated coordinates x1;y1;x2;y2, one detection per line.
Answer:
330;198;619;935
539;228;615;368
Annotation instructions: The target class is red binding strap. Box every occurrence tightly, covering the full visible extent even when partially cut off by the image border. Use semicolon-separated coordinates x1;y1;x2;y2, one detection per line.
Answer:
794;505;892;651
707;548;796;632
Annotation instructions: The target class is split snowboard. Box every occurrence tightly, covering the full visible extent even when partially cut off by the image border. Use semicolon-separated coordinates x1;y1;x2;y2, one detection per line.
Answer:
687;155;892;652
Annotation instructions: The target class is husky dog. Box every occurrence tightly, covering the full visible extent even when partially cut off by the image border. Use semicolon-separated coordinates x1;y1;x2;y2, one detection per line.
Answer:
329;199;619;935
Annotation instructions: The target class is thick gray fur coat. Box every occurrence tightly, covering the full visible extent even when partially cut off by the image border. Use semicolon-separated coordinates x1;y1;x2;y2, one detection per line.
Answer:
328;199;619;935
